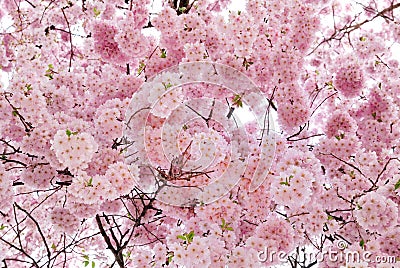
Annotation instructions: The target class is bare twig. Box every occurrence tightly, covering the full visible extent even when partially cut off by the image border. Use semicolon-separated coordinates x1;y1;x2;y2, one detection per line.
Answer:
14;203;51;265
61;6;74;71
309;2;400;54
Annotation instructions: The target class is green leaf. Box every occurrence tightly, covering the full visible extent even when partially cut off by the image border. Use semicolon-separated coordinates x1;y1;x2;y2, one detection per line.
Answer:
0;224;6;230
93;7;101;17
394;178;400;190
220;218;234;232
237;10;241;15
167;253;173;264
83;254;90;267
187;230;194;242
357;203;362;210
163;82;172;89
160;48;167;58
51;243;56;250
359;36;366;41
372;112;376;119
177;231;195;243
335;133;344;140
137;61;145;75
91;261;95;268
360;239;365;248
280;175;292;186
327;215;334;220
86;177;93;187
66;129;78;137
177;235;186;240
325;81;334;89
232;94;243;107
45;64;54;80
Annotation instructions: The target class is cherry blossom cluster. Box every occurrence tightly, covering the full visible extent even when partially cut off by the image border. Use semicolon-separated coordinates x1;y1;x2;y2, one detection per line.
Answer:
271;165;314;209
49;207;80;234
91;21;127;64
325;110;358;138
334;59;364;98
115;11;151;58
354;191;398;233
51;129;98;173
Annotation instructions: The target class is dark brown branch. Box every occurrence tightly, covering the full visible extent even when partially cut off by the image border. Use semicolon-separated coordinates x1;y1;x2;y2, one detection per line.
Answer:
102;214;122;252
61;7;74;72
287;133;325;142
0;236;39;267
137;46;159;77
3;93;34;133
309;2;400;54
259;86;277;146
374;157;400;187
95;214;125;268
40;0;55;23
25;0;36;8
185;98;215;127
310;92;338;118
14;203;51;264
56;167;74;177
319;152;365;177
286;124;307;141
375;54;391;69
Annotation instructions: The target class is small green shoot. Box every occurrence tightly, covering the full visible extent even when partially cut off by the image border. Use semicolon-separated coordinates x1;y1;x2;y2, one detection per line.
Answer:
232;94;243;107
177;230;194;244
220;218;234;232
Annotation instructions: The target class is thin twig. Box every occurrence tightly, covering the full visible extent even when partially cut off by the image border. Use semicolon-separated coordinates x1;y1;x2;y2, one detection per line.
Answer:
14;203;51;264
61;7;73;71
